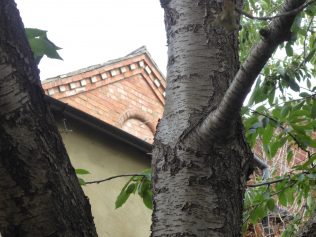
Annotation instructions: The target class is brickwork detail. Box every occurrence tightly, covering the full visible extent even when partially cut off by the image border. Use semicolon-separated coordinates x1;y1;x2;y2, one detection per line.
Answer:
122;118;154;143
42;48;165;143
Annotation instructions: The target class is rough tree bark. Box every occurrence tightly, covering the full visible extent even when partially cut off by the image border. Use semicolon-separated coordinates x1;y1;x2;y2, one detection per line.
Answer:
151;0;307;236
296;211;316;237
0;1;97;236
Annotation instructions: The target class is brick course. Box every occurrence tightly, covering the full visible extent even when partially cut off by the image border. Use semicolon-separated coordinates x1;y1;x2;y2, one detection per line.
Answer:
42;48;165;143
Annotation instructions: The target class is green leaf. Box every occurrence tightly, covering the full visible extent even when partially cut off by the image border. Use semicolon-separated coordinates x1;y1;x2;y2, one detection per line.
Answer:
115;187;132;209
307;79;311;89
288;79;300;92
126;183;136;194
248;78;261;106
268;88;275;105
141;168;152;181
283;74;300;92
262;125;274;145
285;188;295;205
278;191;288;206
307;195;314;209
75;169;90;175
293;101;305;110
305;49;316;62
305;4;316;16
287;150;293;163
270;140;280;158
263;143;271;158
244;116;258;130
25;28;63;64
261;117;269;128
142;190;153;209
311;100;316;118
246;132;258;148
115;179;132;209
291;109;310;117
131;175;143;182
249;205;267;224
28;37;62;59
299;92;310;97
25;28;47;38
281;105;291;117
78;178;86;186
138;180;151;198
267;199;275;211
285;43;293;56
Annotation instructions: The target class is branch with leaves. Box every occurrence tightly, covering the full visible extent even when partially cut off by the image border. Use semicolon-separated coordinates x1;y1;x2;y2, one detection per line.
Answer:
236;0;316;21
196;0;308;141
250;109;312;157
84;174;146;185
75;168;153;209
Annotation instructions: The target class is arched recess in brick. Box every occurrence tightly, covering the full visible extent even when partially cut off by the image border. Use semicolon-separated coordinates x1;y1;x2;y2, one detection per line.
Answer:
118;110;156;143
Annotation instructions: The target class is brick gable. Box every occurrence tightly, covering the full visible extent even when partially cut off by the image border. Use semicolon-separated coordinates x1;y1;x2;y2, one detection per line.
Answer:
42;47;165;143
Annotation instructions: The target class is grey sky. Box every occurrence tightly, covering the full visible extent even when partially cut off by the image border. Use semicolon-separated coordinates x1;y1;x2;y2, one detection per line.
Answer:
15;0;167;80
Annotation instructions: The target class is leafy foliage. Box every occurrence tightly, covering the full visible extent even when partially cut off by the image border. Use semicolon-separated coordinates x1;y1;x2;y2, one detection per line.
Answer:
25;28;63;65
239;0;316;235
115;169;153;209
75;168;90;186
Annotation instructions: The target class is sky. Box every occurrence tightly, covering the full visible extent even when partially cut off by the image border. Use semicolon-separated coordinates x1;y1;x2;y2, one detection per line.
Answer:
15;0;167;80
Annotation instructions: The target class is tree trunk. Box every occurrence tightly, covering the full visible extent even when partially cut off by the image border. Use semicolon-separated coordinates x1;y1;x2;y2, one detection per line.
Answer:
0;1;97;236
151;1;252;236
296;212;316;237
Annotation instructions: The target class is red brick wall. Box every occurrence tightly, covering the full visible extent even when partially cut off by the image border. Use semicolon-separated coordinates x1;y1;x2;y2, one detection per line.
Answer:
122;118;154;143
42;54;165;143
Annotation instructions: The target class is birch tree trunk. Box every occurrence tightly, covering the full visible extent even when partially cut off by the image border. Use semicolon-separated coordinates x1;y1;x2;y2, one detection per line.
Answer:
0;1;97;236
152;0;309;236
151;1;252;236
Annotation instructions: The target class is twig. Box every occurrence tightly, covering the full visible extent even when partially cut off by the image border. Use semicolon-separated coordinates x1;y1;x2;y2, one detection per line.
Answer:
270;180;296;198
267;93;316;109
300;86;314;92
250;109;311;157
236;0;316;21
247;177;286;188
85;174;146;185
248;169;314;188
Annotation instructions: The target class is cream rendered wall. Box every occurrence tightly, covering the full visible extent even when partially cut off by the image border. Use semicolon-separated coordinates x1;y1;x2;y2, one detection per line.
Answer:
56;116;152;237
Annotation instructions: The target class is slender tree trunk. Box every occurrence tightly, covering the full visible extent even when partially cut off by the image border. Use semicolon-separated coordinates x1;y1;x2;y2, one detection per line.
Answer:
151;1;252;236
0;1;97;236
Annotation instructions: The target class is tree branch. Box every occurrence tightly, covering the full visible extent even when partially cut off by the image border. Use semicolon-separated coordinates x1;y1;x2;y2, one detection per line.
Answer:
266;92;316;109
85;174;145;185
250;109;311;157
247;177;286;188
197;0;307;141
236;0;316;21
